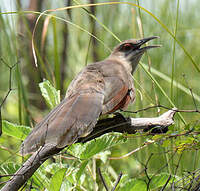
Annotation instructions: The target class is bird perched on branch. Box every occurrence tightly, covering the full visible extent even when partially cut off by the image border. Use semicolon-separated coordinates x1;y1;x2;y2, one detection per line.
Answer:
21;36;160;155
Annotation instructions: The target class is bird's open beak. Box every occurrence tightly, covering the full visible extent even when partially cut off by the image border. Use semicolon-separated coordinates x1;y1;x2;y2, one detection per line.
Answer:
128;36;161;69
137;36;161;51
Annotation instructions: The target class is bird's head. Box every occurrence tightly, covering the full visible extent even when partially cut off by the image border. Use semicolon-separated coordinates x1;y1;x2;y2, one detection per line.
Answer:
110;36;161;73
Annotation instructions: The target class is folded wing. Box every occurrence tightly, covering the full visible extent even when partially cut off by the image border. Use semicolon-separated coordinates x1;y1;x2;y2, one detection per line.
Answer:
21;91;104;155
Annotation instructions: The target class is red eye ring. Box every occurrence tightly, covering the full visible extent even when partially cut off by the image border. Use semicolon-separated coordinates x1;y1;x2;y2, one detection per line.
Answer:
122;43;133;51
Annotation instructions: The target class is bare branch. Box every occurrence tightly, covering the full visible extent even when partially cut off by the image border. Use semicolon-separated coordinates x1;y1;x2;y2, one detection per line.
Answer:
129;108;176;130
1;145;62;191
1;109;176;191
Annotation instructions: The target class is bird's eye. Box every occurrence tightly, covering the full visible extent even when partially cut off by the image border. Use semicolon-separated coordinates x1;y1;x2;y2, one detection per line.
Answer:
122;43;133;51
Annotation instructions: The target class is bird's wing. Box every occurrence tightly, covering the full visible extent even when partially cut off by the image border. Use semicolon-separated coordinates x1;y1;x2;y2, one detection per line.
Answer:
90;60;135;114
21;91;104;154
21;66;105;155
56;91;104;148
100;63;135;114
105;74;135;112
102;76;130;114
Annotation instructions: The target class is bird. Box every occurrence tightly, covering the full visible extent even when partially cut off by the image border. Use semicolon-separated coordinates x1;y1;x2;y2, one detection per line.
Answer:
21;36;160;155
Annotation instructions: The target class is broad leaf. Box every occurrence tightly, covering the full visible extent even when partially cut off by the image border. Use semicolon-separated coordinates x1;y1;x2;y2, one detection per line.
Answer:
49;168;67;191
60;180;73;191
0;163;20;186
32;167;50;189
120;179;147;191
2;120;31;140
65;164;86;186
39;79;60;109
69;133;127;159
102;171;113;188
0;162;20;175
149;173;176;189
75;160;88;182
45;163;69;175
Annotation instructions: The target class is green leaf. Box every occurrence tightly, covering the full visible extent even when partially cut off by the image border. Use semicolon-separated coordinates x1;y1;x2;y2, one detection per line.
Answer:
39;79;60;109
64;163;87;186
69;133;127;159
0;163;20;185
64;166;76;184
49;168;67;191
2;120;31;140
60;180;73;191
75;160;88;182
32;167;50;189
45;163;69;175
149;173;172;189
120;179;147;191
0;162;20;175
118;174;129;186
162;139;171;147
102;171;113;188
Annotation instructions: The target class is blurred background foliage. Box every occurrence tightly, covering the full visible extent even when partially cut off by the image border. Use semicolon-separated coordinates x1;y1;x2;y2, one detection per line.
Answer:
0;0;200;190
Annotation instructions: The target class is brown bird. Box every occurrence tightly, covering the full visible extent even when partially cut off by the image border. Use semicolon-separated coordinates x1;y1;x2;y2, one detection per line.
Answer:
21;36;160;155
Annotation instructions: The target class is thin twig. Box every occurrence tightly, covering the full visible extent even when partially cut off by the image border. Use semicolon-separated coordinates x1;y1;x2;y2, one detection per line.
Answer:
142;153;154;189
182;73;198;111
171;152;183;190
111;172;123;191
0;59;18;107
109;141;153;160
160;174;172;191
0;58;18;136
98;168;109;191
122;104;200;114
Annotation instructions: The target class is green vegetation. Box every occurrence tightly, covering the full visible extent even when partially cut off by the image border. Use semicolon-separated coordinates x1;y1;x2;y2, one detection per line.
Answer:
0;0;200;190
